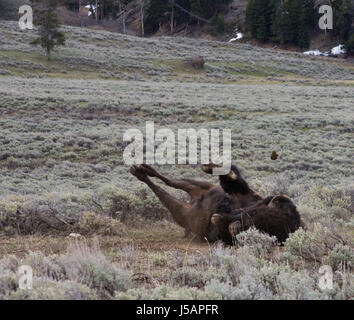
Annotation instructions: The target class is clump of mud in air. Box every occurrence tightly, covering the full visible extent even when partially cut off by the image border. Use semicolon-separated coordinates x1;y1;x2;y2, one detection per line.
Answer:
271;151;278;160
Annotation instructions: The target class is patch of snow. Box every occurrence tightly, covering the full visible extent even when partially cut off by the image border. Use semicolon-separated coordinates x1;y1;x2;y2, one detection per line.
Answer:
85;4;97;17
229;33;243;43
303;44;346;57
330;44;345;55
68;233;82;239
85;5;96;10
303;49;324;56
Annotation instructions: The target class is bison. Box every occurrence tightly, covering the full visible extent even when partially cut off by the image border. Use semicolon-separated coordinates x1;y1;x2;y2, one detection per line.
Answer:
130;164;303;244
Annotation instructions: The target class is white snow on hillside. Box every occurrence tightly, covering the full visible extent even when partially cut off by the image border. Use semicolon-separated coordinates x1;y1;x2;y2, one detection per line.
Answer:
330;44;345;55
85;4;97;17
303;49;326;56
303;44;345;57
229;33;243;42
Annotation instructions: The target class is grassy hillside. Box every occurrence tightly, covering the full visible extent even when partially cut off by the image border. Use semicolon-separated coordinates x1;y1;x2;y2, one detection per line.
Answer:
0;20;353;300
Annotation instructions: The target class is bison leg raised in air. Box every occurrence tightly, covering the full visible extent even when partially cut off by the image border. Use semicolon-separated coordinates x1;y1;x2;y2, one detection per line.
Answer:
139;164;215;201
130;164;225;242
130;165;190;230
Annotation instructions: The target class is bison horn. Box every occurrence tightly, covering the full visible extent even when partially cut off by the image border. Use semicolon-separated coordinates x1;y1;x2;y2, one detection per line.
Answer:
211;214;222;225
268;195;291;207
228;170;238;180
201;163;222;174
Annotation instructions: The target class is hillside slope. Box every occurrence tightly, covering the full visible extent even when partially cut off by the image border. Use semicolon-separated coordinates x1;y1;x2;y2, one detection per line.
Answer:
1;0;349;53
0;20;353;300
0;19;353;200
1;20;353;82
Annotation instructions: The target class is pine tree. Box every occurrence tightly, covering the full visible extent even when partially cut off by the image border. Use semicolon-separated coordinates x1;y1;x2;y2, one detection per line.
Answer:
298;21;310;48
211;13;226;33
344;34;354;56
246;0;276;42
190;0;205;18
145;0;169;33
301;0;316;27
30;0;65;61
297;0;315;49
269;0;281;41
246;0;257;37
337;0;354;44
254;0;268;42
290;0;302;45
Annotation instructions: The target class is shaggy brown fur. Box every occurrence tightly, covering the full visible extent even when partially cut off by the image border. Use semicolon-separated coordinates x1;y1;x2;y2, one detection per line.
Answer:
130;164;260;241
130;164;302;244
212;195;302;245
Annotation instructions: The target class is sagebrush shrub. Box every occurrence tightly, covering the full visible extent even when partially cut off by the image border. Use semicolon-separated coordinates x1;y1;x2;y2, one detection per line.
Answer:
151;253;168;267
78;211;127;236
58;239;132;298
298;185;352;225
22;251;65;281
324;244;354;271
171;267;228;288
235;227;278;257
6;280;98;300
115;285;221;300
283;226;340;264
0;270;18;299
205;263;321;300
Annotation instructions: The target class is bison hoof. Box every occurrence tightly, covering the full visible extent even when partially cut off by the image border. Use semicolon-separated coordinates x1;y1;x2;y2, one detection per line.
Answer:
130;165;148;182
140;164;159;177
201;163;221;174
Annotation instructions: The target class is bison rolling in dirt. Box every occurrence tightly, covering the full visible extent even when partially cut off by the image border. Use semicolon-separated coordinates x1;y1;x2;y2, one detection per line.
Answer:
130;164;303;245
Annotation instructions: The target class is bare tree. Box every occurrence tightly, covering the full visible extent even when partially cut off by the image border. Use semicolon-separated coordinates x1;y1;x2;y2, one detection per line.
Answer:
116;0;121;13
122;5;126;34
139;0;145;36
170;0;175;33
173;1;210;24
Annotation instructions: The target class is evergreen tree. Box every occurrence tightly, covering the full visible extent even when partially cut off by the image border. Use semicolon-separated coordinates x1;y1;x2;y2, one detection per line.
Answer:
145;0;169;33
190;0;205;18
298;20;310;48
336;0;354;45
254;0;268;42
270;0;281;41
298;0;315;48
344;34;354;56
30;0;65;61
301;0;316;27
211;13;226;33
277;0;313;48
246;0;257;38
246;0;276;42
